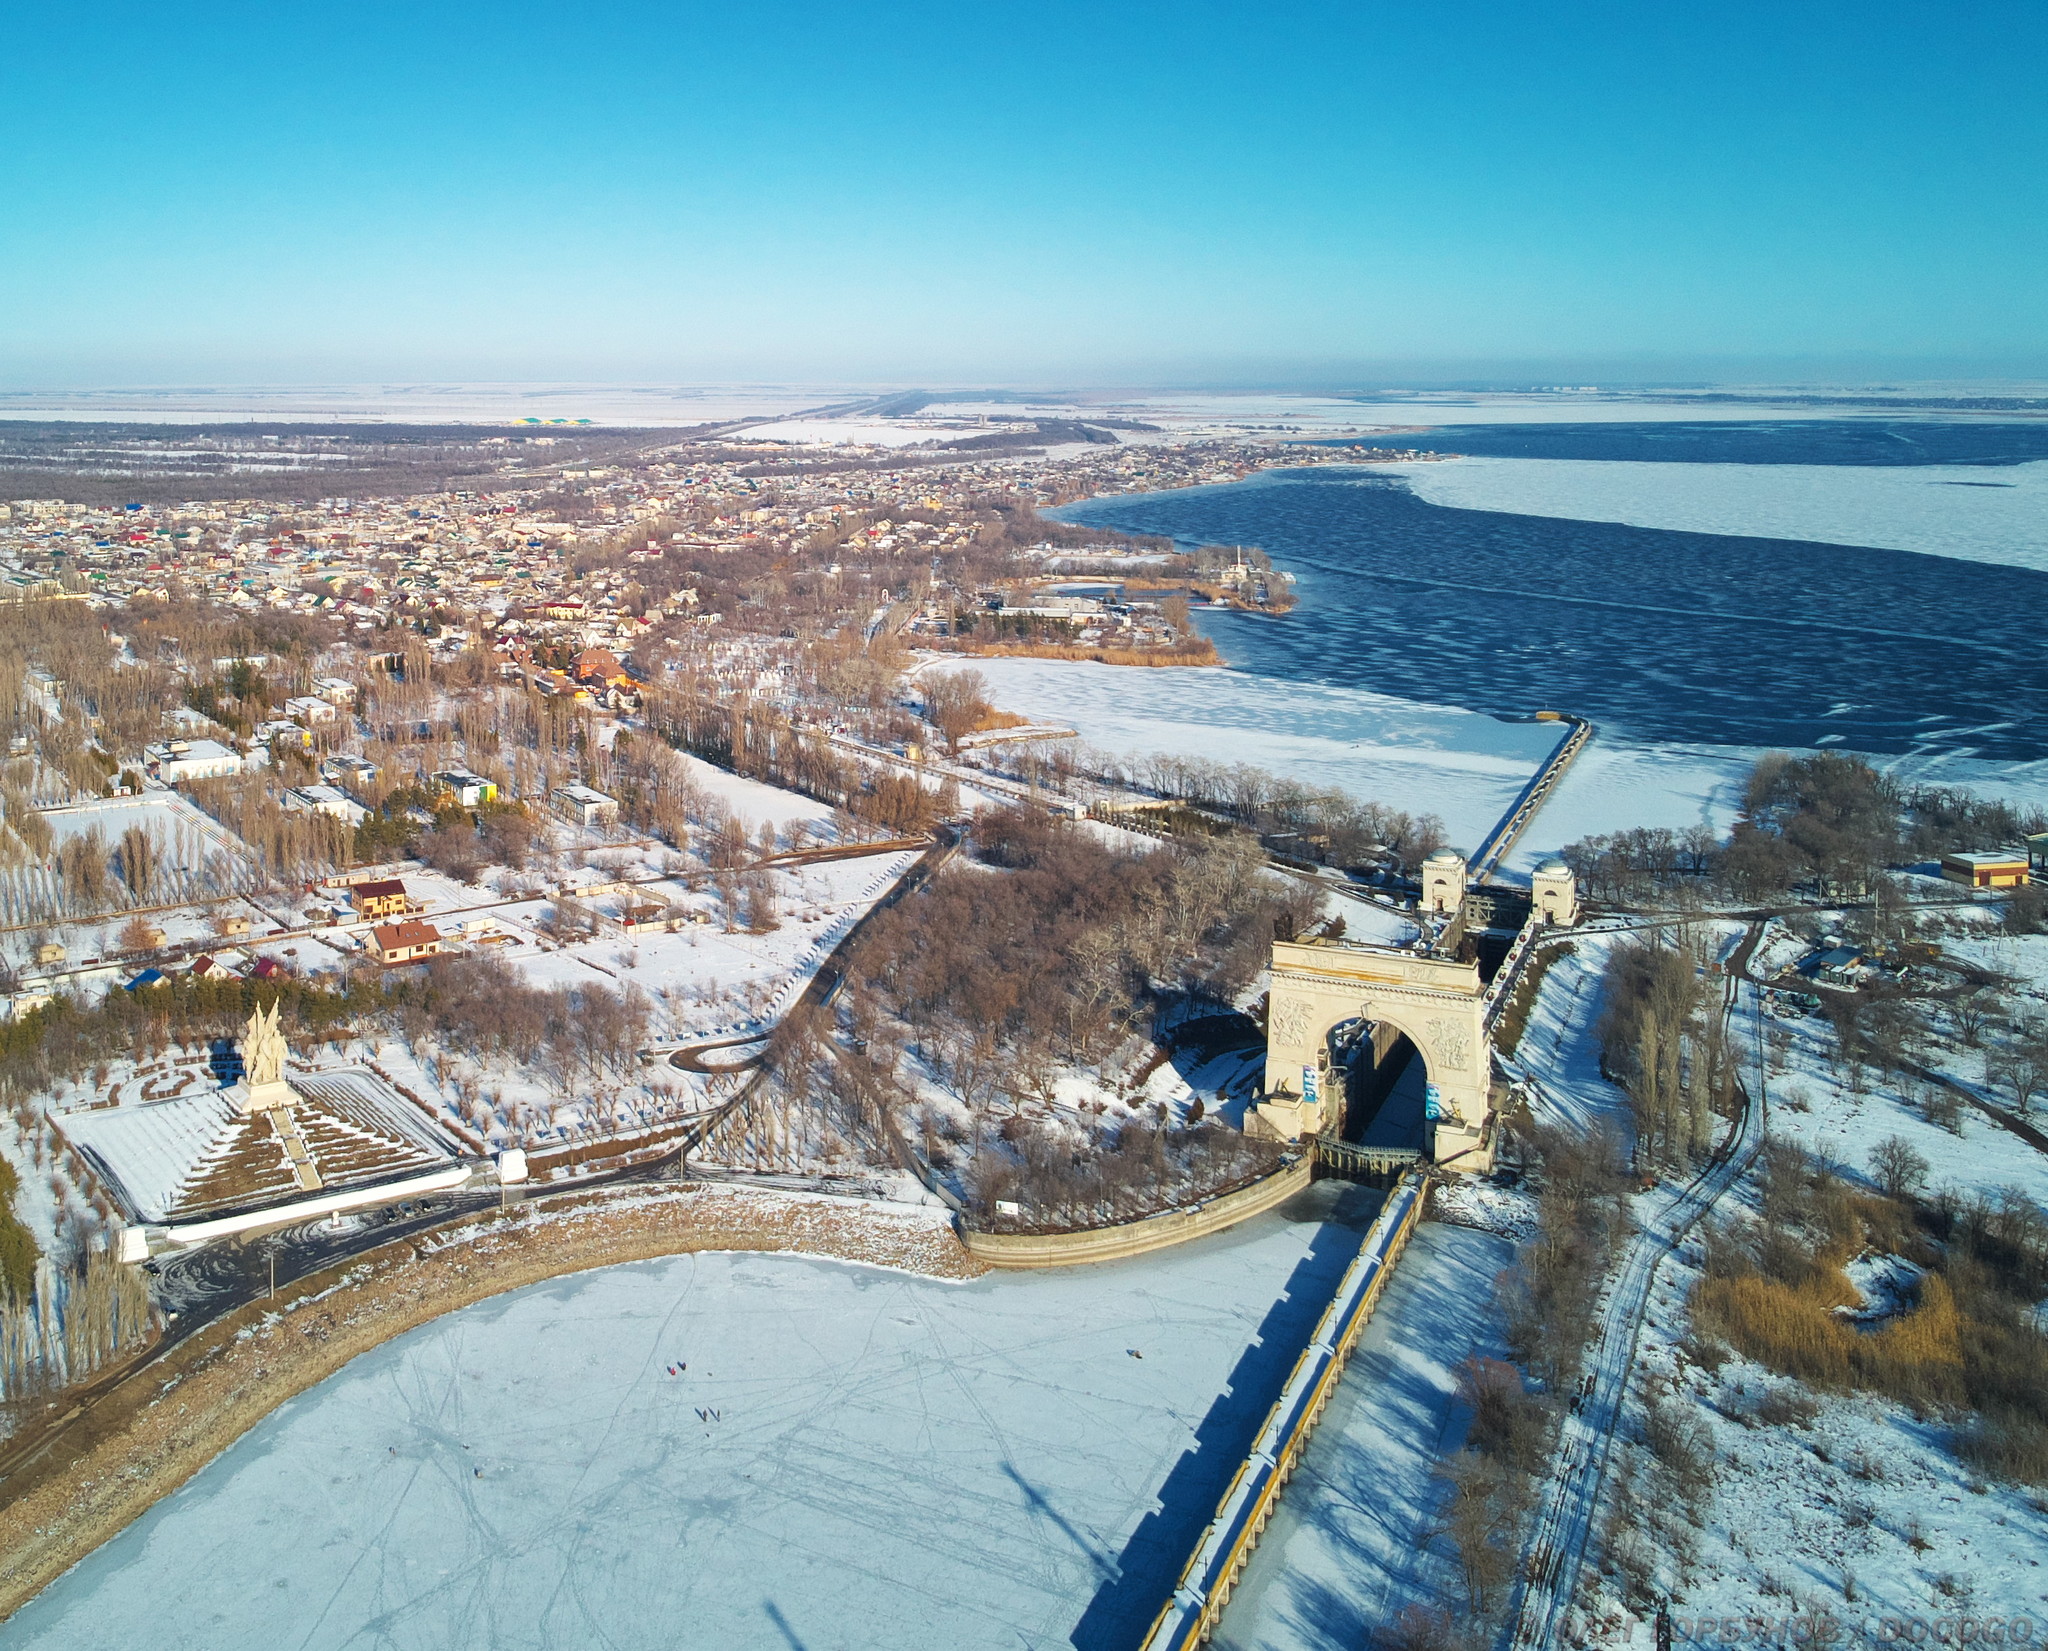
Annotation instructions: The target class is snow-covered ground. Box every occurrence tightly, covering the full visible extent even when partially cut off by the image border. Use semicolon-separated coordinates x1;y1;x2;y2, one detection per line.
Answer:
315;847;920;1151
964;658;2048;885
728;418;965;446
1512;744;1753;874
1214;1221;1517;1650
1593;972;2048;1628
1387;456;2048;572
0;1108;108;1266
1;1189;1387;1651
0;792;258;933
514;849;920;1040
1507;915;2048;1632
1501;929;1640;1141
0;383;840;426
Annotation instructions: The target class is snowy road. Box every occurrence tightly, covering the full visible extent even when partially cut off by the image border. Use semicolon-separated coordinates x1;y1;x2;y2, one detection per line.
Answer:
1506;931;1767;1651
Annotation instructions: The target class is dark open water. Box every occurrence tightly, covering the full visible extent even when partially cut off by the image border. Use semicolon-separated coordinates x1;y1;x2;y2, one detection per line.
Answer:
1054;421;2048;762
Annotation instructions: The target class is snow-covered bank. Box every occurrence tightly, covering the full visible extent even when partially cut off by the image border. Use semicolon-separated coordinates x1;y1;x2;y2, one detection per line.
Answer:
0;1191;1377;1651
967;656;1558;856
964;657;1730;875
1386;456;2048;572
968;657;2048;878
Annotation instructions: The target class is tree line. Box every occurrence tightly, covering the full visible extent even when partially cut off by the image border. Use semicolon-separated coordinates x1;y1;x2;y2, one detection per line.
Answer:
1565;751;2048;909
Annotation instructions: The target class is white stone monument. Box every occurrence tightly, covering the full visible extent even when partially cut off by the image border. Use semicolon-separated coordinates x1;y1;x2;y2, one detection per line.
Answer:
230;1000;296;1115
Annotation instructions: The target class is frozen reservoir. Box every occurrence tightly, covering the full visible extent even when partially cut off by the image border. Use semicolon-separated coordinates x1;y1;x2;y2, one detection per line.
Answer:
1;1185;1389;1651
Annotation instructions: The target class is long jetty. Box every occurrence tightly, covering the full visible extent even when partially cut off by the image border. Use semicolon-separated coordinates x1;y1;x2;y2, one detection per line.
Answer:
1469;714;1593;883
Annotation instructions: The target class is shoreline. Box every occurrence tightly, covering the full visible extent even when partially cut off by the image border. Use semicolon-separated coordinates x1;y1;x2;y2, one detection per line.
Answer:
0;1183;982;1624
1026;446;1413;665
927;637;1224;668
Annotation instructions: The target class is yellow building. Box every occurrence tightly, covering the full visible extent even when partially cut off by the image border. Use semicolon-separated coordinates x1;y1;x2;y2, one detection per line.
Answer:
1940;851;2030;889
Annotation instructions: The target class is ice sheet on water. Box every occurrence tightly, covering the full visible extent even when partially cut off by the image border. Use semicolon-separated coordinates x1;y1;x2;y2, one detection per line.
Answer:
1392;455;2048;572
1060;469;2048;761
1;1203;1383;1651
966;655;1557;856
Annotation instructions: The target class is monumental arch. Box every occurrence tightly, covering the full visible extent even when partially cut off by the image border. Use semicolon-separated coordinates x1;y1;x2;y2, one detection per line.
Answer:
1258;939;1495;1171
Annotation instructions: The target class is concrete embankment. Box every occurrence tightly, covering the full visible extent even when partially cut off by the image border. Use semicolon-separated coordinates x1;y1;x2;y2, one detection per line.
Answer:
959;1158;1313;1268
0;1184;980;1624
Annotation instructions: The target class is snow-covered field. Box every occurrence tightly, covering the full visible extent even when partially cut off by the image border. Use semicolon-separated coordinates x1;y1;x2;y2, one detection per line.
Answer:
1388;456;2048;572
0;383;838;426
1;1191;1386;1651
0;792;258;932
728;417;962;446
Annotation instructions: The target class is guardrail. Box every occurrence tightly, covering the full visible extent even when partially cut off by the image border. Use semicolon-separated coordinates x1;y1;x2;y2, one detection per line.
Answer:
1139;1171;1428;1650
1480;913;1546;1029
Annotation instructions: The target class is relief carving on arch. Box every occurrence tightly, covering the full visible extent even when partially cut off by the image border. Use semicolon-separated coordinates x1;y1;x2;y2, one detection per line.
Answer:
1425;1016;1473;1072
1269;997;1313;1049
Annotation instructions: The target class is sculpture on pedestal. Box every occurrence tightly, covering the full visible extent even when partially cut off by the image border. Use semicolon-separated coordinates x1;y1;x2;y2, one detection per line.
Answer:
244;1000;287;1089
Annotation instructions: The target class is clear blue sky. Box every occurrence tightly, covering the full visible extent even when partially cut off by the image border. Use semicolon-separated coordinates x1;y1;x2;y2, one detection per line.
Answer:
3;1;2043;386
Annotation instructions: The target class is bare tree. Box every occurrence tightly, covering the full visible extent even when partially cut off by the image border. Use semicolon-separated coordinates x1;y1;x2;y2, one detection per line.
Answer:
1870;1134;1930;1201
1949;990;1991;1046
920;669;990;752
57;829;112;911
115;824;158;899
1988;1037;2046;1117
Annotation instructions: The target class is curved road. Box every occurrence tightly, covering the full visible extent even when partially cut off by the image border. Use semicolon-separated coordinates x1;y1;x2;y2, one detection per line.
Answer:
1505;922;1768;1651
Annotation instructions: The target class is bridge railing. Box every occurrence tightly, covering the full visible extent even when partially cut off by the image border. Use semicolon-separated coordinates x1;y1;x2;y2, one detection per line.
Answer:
1480;913;1547;1030
1139;1171;1428;1651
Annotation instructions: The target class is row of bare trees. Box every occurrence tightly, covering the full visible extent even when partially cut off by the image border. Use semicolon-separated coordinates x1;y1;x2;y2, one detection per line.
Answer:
1597;936;1740;1171
982;740;1450;874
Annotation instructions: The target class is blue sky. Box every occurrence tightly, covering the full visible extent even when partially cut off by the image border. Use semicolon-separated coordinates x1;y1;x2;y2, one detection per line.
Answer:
2;1;2043;385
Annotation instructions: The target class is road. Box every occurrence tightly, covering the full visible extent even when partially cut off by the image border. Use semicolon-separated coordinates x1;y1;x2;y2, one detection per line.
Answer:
1470;715;1593;884
1504;922;1768;1651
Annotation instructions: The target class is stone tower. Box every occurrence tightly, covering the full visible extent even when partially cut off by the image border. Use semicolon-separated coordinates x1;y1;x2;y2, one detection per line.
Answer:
1421;848;1467;916
1531;858;1580;926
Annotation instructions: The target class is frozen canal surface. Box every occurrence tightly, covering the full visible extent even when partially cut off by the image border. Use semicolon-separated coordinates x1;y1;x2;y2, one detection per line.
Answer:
4;1186;1393;1651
